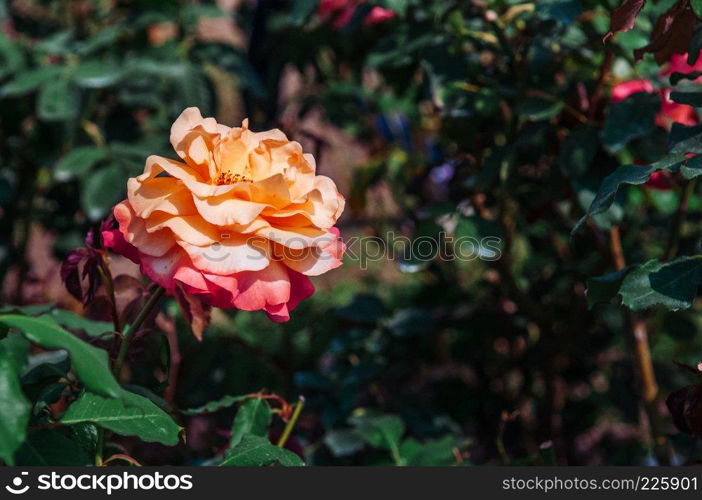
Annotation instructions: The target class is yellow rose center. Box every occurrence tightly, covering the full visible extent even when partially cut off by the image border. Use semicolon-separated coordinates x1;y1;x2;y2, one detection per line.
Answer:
214;171;253;185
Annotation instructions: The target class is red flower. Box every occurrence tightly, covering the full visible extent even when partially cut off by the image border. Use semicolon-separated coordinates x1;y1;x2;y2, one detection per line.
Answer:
661;52;702;79
645;171;675;190
318;0;395;29
609;53;702;191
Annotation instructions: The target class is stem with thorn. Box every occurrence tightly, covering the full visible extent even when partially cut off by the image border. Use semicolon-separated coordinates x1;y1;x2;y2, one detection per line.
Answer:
113;286;166;378
609;226;667;463
277;397;305;448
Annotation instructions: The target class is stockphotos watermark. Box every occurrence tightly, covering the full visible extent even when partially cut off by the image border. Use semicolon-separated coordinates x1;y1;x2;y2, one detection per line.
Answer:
200;231;503;270
4;471;193;495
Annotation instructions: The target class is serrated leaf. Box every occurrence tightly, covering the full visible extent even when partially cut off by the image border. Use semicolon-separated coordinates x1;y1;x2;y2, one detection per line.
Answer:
220;434;304;467
54;147;107;182
586;268;630;308
230;398;272;447
80;165;125;221
572;155;686;234
37;77;79;121
62;391;182;446
0;334;30;465
0;314;125;400
181;394;250;415
619;257;702;311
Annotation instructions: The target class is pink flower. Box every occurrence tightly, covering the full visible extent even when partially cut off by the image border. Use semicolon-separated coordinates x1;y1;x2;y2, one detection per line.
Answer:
645;171;675;190
610;82;698;131
318;0;395;29
661;52;702;78
610;79;654;103
364;6;395;26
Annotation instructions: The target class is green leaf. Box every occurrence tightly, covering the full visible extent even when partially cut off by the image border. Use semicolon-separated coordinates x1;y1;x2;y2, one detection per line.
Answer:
586;268;630;308
75;26;122;56
572;155;686;234
670;72;702;86
0;66;63;97
69;422;99;459
517;97;564;121
37;77;79;121
220;434;304;467
181;394;250;415
323;429;365;457
81;165;125;221
14;429;91;466
54;146;107;182
0;303;56;316
230;398;272;447
0;33;24;81
399;435;463;466
350;412;405;451
680;154;702;180
619;257;702;311
44;309;113;337
0;334;30;465
669;91;702;107
601;93;659;152
693;0;702;18
0;314;125;400
454;216;504;260
61;391;182;446
72;59;124;88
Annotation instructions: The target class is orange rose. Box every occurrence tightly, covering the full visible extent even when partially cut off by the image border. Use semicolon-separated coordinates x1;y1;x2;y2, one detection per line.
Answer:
103;108;345;322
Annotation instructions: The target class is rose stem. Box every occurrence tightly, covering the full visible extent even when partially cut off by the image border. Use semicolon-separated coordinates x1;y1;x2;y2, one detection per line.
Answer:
96;285;165;466
112;286;166;378
609;226;667;463
276;397;305;448
98;254;122;332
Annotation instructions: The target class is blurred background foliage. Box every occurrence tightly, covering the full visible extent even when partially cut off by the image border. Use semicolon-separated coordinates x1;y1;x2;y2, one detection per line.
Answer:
4;0;702;466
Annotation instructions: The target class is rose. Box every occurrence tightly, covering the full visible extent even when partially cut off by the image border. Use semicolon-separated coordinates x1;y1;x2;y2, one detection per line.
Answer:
103;108;345;323
610;79;697;130
318;0;395;29
611;54;702;191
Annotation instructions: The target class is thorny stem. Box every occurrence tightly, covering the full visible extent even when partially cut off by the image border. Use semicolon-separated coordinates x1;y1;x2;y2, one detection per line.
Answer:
276;397;305;449
609;226;668;464
96;285;165;465
98;254;121;333
112;286;166;379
